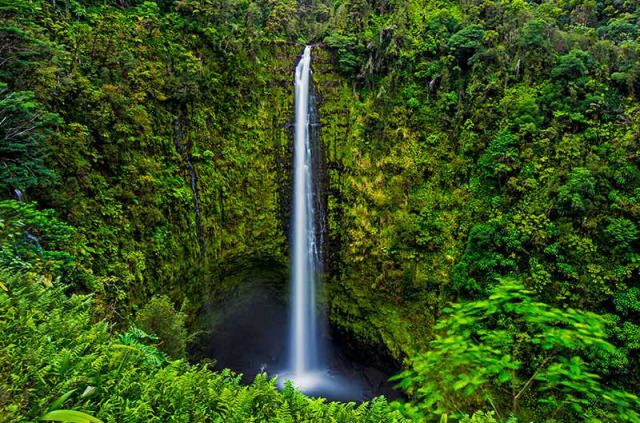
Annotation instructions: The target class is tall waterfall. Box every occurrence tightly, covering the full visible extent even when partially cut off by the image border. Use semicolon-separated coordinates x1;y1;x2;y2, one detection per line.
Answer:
278;48;366;400
289;46;322;377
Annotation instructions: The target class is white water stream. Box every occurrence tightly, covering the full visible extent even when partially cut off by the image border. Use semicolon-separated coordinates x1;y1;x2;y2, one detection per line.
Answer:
289;46;321;377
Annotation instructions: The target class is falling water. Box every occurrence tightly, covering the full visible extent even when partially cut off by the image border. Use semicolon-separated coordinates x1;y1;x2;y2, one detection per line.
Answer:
279;47;361;399
289;46;321;378
214;47;389;400
13;189;43;252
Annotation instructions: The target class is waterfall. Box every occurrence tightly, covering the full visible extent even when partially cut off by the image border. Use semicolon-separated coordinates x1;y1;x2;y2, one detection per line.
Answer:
14;189;24;202
13;189;43;252
289;46;322;377
277;48;362;400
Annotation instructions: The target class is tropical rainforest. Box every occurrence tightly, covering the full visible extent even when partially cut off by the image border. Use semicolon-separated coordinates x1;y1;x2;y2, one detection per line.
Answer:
2;0;640;420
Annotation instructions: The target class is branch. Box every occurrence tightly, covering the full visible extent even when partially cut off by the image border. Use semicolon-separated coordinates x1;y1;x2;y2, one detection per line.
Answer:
514;355;554;401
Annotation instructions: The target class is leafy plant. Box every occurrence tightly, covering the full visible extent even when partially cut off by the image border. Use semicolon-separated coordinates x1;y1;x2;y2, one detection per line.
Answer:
393;279;640;421
0;271;410;422
135;295;187;359
40;410;103;423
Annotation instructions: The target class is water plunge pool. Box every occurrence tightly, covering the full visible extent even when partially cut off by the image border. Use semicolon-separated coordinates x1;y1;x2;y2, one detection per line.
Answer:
192;271;402;403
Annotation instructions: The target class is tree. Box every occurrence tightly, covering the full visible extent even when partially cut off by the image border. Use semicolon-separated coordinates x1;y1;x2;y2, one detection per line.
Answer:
552;50;594;81
604;217;639;253
135;295;187;359
446;24;485;62
478;130;520;187
557;167;596;215
393;279;640;422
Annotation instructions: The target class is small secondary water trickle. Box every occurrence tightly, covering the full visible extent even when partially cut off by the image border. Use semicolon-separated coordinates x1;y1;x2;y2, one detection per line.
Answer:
14;189;24;202
13;189;43;252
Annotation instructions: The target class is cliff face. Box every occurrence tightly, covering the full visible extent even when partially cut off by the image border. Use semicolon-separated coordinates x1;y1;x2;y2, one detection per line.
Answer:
7;19;408;355
9;0;640;368
180;44;416;359
3;15;305;325
312;48;423;358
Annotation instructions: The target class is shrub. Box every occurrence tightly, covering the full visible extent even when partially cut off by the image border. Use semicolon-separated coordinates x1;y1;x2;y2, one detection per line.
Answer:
135;295;187;359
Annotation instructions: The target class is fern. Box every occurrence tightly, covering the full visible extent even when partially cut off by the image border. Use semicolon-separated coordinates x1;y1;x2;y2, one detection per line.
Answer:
1;272;414;423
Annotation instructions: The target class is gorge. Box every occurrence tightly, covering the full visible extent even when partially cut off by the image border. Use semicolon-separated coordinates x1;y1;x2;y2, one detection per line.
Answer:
2;0;640;421
198;46;401;402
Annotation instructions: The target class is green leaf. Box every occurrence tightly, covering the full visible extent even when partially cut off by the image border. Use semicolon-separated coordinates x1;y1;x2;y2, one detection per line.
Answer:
39;410;103;423
453;380;468;390
47;389;77;412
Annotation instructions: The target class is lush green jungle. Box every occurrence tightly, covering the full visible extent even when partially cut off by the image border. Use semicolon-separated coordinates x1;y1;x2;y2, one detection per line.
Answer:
3;0;640;420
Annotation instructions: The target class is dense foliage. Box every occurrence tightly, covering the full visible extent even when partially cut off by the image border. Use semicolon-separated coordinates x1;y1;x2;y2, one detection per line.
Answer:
2;0;640;420
0;272;408;422
394;279;640;421
135;295;188;359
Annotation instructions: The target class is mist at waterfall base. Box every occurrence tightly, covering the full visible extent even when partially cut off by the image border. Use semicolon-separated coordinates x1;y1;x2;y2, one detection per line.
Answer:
195;268;402;402
196;48;402;402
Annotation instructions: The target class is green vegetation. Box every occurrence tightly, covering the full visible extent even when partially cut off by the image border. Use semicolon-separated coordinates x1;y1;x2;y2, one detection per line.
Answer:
0;272;406;422
1;0;640;420
394;279;640;421
135;295;188;359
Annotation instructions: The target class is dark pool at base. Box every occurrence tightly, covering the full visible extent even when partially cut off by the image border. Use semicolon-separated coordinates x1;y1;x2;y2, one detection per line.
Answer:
193;277;404;403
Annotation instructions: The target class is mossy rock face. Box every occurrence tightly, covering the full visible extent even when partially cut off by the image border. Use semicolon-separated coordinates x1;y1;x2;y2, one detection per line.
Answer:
170;44;299;329
182;44;419;360
309;47;434;359
8;19;431;359
189;45;430;359
3;9;428;358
